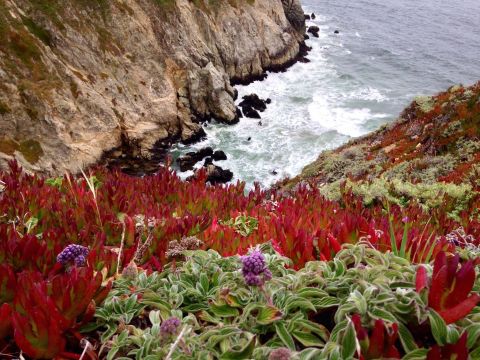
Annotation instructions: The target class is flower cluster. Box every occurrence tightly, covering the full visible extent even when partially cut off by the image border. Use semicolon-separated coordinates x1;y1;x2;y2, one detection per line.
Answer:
121;261;139;280
241;248;272;286
160;317;181;337
165;236;203;260
268;348;291;360
445;226;476;248
57;244;89;267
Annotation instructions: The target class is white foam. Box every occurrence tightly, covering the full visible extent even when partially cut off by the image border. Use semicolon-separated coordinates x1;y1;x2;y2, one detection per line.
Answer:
171;12;393;189
349;87;388;102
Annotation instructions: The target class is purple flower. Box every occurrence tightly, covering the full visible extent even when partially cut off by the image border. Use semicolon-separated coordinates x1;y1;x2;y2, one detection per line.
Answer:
241;249;271;287
74;255;86;267
57;244;89;267
160;317;181;337
402;216;409;223
269;348;292;360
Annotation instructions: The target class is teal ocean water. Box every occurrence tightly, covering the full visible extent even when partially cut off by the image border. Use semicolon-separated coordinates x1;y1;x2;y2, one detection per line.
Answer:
171;0;480;189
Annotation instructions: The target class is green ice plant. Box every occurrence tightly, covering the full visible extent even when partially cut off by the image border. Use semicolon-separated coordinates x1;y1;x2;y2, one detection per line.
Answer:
84;243;480;359
386;202;438;262
220;214;259;237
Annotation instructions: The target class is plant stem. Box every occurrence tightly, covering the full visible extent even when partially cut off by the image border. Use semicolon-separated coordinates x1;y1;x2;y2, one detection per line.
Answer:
165;326;187;360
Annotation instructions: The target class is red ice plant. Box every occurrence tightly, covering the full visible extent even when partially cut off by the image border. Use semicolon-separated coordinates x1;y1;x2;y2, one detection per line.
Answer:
426;332;469;360
352;314;400;359
0;158;479;356
11;268;111;359
416;251;480;324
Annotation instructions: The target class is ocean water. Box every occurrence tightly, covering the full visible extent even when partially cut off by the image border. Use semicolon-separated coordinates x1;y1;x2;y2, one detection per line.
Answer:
171;0;480;189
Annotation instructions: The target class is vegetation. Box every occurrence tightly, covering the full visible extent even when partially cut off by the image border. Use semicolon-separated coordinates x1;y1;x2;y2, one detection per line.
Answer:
277;82;480;201
0;157;479;358
0;5;479;358
84;244;480;359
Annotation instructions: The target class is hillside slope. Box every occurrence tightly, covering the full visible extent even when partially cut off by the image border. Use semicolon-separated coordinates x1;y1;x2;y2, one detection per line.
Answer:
276;82;480;214
0;0;305;174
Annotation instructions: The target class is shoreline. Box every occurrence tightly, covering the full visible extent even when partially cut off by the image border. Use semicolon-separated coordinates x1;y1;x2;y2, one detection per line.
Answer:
100;40;313;177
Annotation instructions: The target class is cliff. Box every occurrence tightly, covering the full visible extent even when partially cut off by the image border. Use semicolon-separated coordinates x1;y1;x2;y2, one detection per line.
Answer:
276;82;480;215
0;0;305;174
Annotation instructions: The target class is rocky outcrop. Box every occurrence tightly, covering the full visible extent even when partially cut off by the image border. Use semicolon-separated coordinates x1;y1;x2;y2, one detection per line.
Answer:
0;0;305;174
177;147;214;172
308;26;320;38
239;93;269;119
274;82;480;194
205;164;233;184
281;0;306;31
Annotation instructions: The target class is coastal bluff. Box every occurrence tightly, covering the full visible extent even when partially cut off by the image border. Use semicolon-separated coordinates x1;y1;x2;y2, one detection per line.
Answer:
0;0;305;173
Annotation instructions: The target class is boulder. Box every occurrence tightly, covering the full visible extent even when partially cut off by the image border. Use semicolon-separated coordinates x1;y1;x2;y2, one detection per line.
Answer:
243;108;261;119
188;63;238;124
304;14;311;20
212;150;227;161
239;93;270;119
311;13;316;19
181;122;207;145
236;107;243;119
204;157;213;166
177;146;214;171
334;30;340;34
206;164;233;184
298;42;312;62
239;94;267;112
308;26;320;38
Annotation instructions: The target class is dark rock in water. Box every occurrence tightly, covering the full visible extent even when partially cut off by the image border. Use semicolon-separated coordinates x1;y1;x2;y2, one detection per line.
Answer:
204;157;213;166
236;107;243;119
177;157;198;172
304;14;311;20
242;107;261;119
239;94;267;112
177;146;214;172
334;30;340;34
186;147;213;159
266;98;272;104
247;137;252;141
239;93;270;119
271;169;278;175
304;34;310;40
233;88;239;101
182;127;207;145
206;165;233;184
212;150;227;161
308;26;320;38
297;42;312;63
311;13;316;19
258;121;263;126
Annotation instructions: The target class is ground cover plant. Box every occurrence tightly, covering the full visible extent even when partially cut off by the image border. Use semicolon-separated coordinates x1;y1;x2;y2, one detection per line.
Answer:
0;159;480;359
277;82;480;214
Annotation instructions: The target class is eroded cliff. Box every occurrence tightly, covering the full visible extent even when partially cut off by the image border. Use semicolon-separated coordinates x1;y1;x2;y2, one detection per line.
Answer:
0;0;305;173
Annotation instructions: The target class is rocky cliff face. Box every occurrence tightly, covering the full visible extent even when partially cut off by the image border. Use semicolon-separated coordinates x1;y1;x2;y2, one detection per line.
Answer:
0;0;305;174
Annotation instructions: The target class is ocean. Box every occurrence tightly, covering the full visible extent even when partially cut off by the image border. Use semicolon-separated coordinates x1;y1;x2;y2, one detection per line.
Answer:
171;0;480;189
